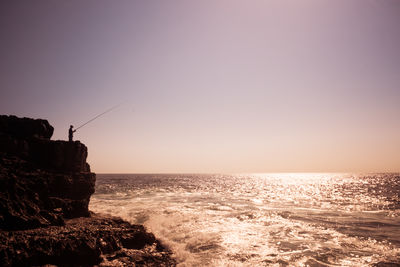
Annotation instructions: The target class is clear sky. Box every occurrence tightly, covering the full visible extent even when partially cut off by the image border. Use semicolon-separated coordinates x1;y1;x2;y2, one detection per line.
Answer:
1;1;399;173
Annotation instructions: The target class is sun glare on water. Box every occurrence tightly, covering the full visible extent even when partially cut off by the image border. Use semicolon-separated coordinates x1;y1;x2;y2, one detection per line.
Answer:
90;173;400;266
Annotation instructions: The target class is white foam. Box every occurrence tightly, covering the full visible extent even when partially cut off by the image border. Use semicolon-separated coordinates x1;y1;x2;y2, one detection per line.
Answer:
90;173;400;266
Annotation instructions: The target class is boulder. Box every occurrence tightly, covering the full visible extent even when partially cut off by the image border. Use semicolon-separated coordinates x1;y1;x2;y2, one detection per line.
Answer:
0;115;53;139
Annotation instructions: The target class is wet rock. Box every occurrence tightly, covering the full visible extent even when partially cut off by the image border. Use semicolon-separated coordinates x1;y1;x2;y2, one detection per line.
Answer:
0;215;175;266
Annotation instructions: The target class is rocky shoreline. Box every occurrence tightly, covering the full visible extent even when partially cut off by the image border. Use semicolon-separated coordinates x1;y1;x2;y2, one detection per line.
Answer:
0;115;175;266
0;214;175;266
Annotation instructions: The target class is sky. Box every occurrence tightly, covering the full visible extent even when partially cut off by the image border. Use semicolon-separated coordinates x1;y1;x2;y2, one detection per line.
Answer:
1;0;399;173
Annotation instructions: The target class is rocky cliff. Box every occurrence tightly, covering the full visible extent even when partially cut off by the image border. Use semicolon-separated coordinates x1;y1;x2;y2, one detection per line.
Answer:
0;115;175;266
0;115;95;230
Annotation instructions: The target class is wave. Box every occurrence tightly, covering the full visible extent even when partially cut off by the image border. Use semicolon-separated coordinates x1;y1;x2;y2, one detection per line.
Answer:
89;173;400;266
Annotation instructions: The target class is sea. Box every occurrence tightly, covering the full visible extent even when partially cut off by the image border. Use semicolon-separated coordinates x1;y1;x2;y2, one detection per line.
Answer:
89;173;400;266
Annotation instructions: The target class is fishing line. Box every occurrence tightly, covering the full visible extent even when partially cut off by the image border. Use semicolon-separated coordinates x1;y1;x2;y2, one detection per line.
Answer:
75;103;122;131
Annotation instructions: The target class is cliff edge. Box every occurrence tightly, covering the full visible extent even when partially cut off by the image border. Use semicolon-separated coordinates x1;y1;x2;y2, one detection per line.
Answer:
0;115;175;266
0;115;95;230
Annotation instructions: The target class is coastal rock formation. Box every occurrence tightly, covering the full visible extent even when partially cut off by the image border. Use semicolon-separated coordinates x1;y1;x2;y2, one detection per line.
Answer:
0;214;175;266
0;154;95;230
0;115;89;172
0;115;95;230
0;115;175;266
0;115;53;140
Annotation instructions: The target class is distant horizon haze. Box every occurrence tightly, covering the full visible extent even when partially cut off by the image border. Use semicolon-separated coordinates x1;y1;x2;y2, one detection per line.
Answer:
1;1;399;173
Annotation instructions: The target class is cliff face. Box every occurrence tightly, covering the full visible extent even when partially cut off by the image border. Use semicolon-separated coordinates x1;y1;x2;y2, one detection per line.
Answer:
0;115;90;172
0;115;175;266
0;115;95;230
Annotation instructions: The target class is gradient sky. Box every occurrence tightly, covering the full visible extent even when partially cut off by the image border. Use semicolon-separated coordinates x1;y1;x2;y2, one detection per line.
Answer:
1;0;399;173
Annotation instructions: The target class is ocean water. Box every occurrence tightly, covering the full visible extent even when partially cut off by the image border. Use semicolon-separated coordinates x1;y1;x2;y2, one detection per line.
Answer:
89;173;400;266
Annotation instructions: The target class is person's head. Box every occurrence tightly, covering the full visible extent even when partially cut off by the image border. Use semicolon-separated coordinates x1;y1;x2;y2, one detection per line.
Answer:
70;125;73;129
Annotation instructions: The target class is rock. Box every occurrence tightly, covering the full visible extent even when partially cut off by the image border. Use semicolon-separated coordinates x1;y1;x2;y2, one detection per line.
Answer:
0;215;175;267
0;115;53;140
0;115;175;266
0;155;96;230
0;115;95;230
0;133;90;173
29;139;91;172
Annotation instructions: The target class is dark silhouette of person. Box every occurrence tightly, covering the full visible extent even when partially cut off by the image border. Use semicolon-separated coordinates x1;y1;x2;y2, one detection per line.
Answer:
69;125;76;142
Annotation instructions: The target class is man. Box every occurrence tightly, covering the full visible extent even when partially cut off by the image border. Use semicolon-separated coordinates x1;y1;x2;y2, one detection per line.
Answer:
68;125;76;142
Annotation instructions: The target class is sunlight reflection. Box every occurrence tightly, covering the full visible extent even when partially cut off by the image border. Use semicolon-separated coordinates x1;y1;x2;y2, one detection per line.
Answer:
90;173;400;266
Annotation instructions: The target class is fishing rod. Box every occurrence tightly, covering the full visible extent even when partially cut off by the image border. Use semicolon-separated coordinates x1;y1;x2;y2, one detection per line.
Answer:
75;103;121;131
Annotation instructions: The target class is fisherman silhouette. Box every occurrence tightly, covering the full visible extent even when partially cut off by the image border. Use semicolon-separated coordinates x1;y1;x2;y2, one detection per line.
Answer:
68;125;76;142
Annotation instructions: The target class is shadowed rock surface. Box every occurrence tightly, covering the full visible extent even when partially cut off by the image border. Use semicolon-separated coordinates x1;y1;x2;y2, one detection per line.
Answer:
0;115;95;230
0;115;53;140
0;115;175;266
0;214;175;267
0;154;95;230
